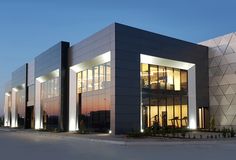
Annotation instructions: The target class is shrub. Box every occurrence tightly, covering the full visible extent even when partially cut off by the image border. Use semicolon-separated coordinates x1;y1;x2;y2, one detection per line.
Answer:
230;128;235;137
0;117;3;127
222;127;227;138
127;131;145;138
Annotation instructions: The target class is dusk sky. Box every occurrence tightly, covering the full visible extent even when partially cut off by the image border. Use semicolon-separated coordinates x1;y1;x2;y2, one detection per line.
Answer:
1;0;236;115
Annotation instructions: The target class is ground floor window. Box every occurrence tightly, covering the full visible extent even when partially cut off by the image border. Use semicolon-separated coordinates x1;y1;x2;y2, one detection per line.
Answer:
142;95;188;129
141;63;188;129
41;77;60;130
76;62;111;132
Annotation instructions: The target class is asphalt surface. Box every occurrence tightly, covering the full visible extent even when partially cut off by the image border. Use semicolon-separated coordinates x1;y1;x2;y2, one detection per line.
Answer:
0;129;236;160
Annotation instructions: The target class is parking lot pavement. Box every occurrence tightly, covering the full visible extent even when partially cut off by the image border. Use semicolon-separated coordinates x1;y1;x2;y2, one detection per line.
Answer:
1;129;236;160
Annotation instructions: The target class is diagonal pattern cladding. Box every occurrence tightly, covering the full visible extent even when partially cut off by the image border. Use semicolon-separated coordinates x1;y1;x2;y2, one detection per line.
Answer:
201;32;236;129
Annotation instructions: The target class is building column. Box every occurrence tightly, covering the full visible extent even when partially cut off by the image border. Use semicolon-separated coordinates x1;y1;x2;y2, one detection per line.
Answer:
188;65;197;129
69;69;78;131
35;79;42;129
11;89;17;128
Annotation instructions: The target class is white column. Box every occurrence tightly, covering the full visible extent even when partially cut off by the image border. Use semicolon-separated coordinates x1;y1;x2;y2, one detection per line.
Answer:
4;94;9;127
69;69;78;131
35;80;42;129
11;89;17;128
188;65;197;129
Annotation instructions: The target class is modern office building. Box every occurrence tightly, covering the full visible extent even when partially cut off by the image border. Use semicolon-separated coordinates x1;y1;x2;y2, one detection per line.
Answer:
3;23;212;134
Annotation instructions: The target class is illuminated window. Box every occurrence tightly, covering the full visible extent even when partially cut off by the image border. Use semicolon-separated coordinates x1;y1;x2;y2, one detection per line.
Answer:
181;70;188;91
159;66;166;90
159;98;167;127
174;69;180;91
141;64;149;88
174;96;181;128
150;65;158;89
182;96;188;127
166;67;174;90
167;96;174;126
87;69;93;91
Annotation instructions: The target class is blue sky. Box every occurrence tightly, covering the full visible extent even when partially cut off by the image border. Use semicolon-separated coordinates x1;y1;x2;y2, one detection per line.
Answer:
1;0;236;115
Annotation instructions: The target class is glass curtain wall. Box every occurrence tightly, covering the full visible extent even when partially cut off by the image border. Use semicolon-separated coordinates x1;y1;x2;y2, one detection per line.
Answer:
41;77;60;130
77;62;111;132
16;89;25;128
141;63;188;129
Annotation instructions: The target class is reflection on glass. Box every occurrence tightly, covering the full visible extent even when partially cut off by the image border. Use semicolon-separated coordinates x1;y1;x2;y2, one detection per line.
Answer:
41;77;59;130
77;62;111;132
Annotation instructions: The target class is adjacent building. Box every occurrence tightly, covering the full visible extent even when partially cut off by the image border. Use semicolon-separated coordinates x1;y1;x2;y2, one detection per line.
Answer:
3;23;212;134
200;33;236;129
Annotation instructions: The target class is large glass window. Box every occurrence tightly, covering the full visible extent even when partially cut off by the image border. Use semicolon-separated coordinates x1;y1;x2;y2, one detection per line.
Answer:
41;77;59;130
141;63;188;129
150;65;158;89
76;62;111;132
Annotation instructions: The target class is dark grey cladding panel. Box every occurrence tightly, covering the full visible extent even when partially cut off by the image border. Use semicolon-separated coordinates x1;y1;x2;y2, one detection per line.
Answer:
114;23;209;108
11;64;27;88
35;41;69;78
69;24;115;66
